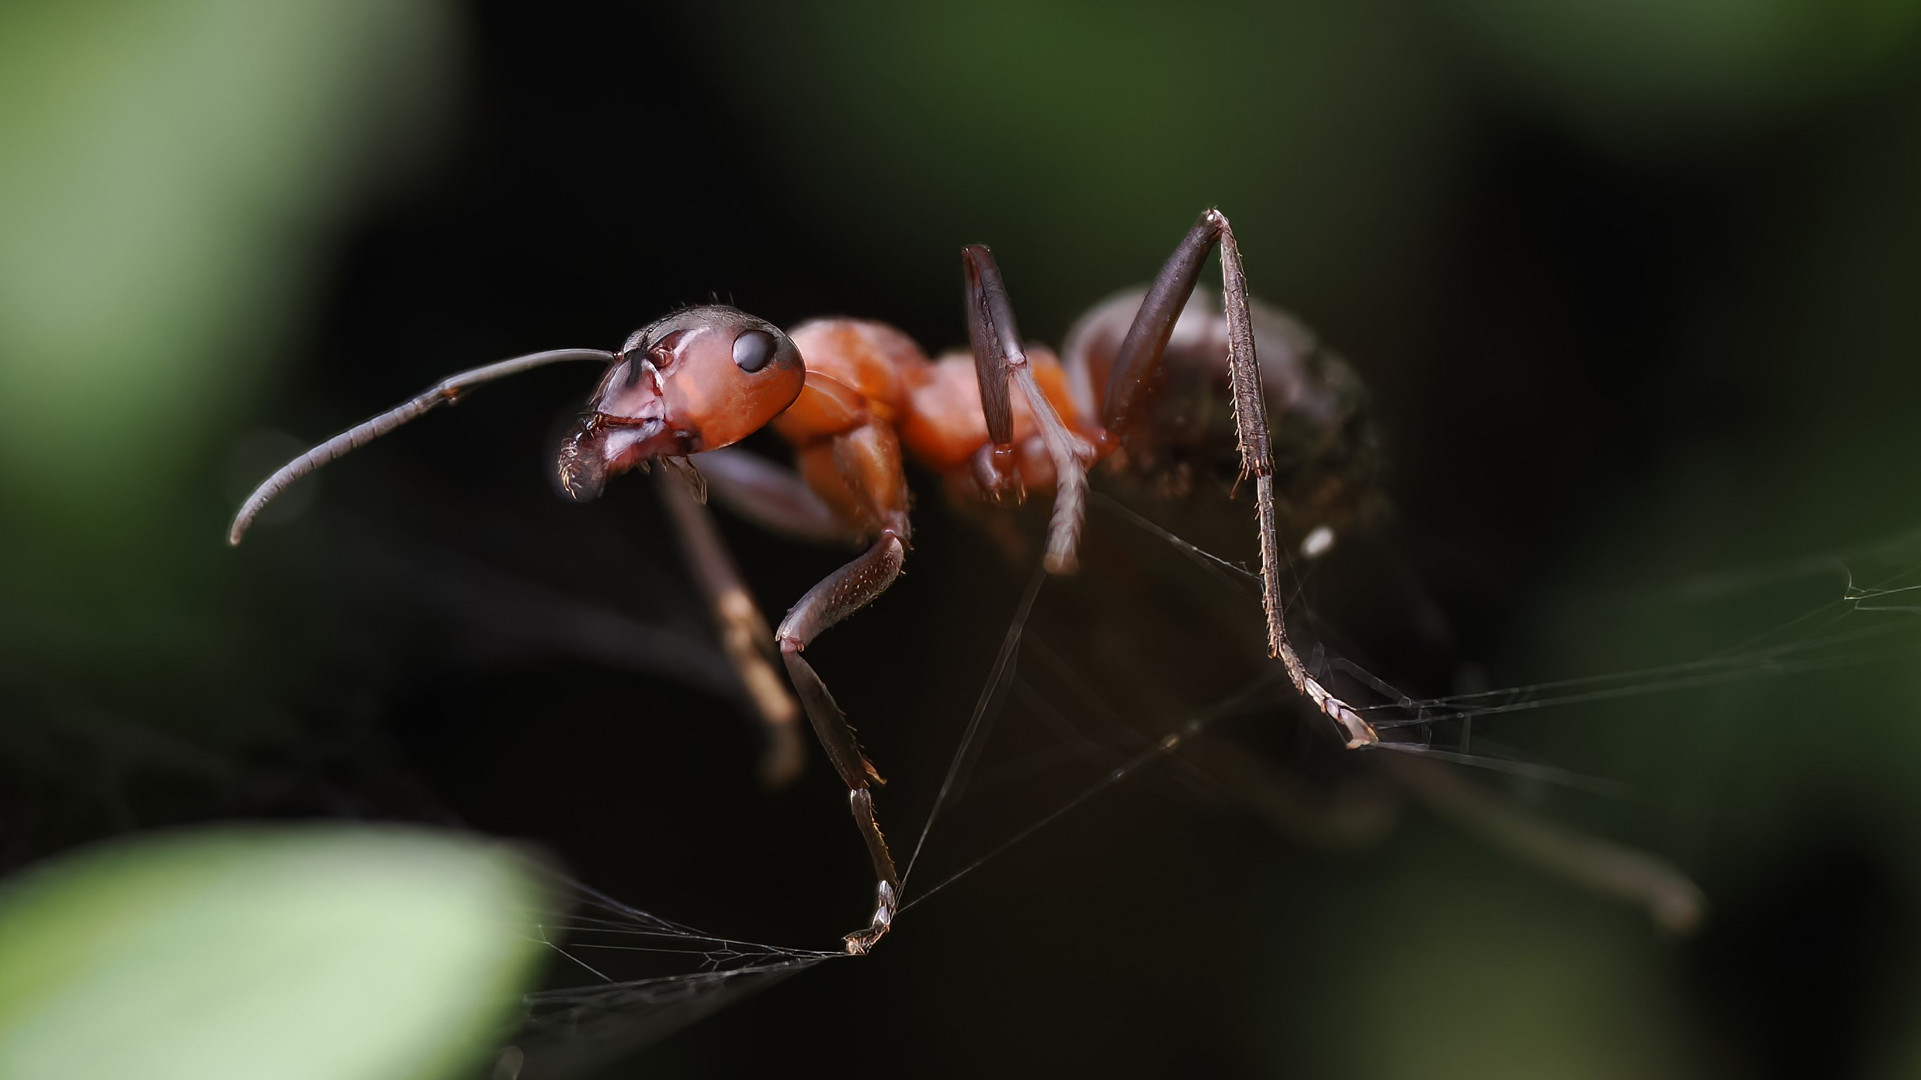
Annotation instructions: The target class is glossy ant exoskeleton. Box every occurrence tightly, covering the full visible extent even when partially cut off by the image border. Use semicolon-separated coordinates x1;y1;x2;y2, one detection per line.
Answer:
231;210;1385;954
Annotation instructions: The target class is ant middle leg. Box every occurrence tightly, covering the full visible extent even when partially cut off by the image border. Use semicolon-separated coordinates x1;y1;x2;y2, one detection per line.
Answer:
961;245;1097;572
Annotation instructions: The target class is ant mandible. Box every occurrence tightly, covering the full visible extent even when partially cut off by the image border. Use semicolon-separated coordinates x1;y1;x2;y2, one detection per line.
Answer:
230;209;1380;955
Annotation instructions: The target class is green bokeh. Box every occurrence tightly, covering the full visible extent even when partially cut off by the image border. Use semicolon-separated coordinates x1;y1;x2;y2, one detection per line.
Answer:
1438;0;1921;144
0;826;550;1080
0;0;453;524
1294;859;1702;1078
680;0;1463;325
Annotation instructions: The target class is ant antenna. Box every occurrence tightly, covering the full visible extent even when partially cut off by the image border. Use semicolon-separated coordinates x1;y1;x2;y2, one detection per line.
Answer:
229;347;615;544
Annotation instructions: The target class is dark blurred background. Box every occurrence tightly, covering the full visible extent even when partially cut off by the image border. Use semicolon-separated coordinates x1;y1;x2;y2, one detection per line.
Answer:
7;1;1921;1076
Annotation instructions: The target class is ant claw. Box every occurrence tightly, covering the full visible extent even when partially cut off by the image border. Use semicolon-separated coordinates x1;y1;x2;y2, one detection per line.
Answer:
971;443;1022;503
842;880;897;955
989;483;1027;507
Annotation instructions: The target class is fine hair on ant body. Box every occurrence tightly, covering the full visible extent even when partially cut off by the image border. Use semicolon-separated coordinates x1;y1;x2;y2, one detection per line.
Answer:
232;209;1386;954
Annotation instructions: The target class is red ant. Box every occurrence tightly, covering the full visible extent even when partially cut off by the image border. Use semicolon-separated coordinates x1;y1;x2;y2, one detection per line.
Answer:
231;209;1382;954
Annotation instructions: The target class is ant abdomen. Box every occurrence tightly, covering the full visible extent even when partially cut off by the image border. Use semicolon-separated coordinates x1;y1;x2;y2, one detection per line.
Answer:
1063;287;1383;542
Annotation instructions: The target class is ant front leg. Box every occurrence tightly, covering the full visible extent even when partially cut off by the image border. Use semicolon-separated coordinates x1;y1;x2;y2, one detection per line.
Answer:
1107;209;1377;749
775;523;907;955
758;419;915;954
657;446;882;788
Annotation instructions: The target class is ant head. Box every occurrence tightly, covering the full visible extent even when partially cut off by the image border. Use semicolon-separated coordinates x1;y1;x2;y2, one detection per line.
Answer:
556;305;805;501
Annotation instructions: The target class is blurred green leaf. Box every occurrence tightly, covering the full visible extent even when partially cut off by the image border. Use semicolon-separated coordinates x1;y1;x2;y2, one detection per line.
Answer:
0;0;455;522
0;826;549;1080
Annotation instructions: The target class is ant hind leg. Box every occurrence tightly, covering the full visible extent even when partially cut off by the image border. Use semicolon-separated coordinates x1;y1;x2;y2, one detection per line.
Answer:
1108;210;1379;749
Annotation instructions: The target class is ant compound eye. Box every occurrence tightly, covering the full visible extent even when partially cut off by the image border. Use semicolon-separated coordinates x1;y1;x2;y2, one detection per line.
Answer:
733;328;778;373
